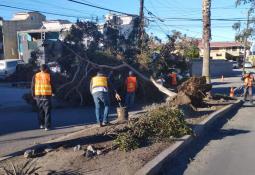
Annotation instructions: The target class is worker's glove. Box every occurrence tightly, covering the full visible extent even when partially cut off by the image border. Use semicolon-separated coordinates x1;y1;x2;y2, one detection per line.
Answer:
115;93;121;101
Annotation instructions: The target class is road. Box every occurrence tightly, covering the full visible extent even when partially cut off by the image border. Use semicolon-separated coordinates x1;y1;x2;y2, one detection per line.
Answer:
164;102;255;175
163;69;255;175
0;106;98;157
0;83;142;158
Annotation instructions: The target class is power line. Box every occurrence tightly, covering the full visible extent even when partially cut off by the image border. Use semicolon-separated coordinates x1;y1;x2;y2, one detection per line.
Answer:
31;0;94;16
67;0;137;17
0;4;92;19
148;17;234;40
149;24;234;28
147;17;251;22
144;6;249;22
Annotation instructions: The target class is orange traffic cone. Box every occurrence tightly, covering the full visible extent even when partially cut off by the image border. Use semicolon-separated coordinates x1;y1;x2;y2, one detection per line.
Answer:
221;75;224;82
230;87;234;97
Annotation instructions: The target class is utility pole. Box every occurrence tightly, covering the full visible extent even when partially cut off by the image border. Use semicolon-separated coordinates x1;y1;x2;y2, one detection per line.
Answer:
139;0;144;49
202;0;211;84
243;10;251;73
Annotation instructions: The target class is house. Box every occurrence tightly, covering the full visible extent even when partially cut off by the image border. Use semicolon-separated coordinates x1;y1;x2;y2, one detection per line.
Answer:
100;13;139;39
0;12;46;60
17;20;72;63
198;41;245;60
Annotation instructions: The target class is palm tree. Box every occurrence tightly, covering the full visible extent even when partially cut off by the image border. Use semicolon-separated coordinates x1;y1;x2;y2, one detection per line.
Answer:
202;0;211;84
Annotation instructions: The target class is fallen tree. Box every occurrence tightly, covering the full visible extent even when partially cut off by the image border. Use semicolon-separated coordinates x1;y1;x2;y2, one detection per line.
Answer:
57;42;177;105
23;21;201;107
169;76;212;107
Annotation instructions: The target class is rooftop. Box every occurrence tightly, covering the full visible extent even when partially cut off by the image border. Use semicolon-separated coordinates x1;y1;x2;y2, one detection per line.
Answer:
11;12;45;21
198;41;243;49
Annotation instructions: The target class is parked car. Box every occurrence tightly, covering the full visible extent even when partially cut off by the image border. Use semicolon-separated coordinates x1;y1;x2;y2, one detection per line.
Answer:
0;59;24;79
232;61;239;69
48;62;61;73
244;61;253;68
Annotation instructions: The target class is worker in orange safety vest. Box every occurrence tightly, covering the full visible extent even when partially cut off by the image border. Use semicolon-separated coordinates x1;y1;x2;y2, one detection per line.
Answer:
243;72;254;103
90;70;121;127
125;71;137;108
31;64;55;131
169;72;177;86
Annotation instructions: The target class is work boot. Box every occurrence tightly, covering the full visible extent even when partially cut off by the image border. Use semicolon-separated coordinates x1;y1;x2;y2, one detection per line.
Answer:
102;122;110;126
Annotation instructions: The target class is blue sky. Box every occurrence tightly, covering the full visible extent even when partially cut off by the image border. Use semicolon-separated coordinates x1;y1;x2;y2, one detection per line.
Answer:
0;0;251;41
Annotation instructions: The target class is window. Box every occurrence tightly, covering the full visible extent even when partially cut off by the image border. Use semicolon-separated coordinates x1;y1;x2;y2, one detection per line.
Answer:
7;61;17;67
28;41;38;50
232;47;237;51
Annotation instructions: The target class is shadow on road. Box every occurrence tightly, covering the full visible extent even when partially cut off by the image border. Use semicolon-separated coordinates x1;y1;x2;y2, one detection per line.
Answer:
0;107;117;136
211;82;230;86
161;105;249;175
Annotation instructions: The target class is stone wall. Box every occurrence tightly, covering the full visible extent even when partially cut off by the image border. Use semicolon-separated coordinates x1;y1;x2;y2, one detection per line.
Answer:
191;59;233;77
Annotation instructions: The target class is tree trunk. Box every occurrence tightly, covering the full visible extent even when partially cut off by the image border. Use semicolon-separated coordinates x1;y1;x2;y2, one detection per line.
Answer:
202;0;211;84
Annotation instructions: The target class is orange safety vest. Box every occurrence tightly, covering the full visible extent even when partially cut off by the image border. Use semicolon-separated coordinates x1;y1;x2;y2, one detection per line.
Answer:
170;73;177;86
92;76;108;89
230;87;234;97
126;76;137;93
244;74;253;87
35;72;52;96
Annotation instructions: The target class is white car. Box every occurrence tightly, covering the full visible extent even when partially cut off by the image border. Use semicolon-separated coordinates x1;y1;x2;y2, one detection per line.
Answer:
0;59;24;79
244;62;253;68
232;61;239;69
48;62;61;73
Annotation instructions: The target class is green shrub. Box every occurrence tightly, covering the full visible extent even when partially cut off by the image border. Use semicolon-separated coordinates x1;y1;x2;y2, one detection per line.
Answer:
114;105;192;151
114;131;139;152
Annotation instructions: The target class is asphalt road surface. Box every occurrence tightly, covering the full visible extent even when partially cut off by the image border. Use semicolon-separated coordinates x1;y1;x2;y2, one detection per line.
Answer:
163;102;255;175
0;106;97;157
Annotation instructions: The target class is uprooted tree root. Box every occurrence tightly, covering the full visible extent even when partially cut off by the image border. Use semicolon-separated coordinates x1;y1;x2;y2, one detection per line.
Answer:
169;76;212;108
114;104;192;151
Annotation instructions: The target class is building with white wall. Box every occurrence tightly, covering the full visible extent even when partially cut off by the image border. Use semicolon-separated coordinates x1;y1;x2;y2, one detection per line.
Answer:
0;12;46;60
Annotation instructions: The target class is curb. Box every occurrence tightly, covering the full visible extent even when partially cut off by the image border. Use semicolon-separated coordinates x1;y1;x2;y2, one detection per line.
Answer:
135;100;243;175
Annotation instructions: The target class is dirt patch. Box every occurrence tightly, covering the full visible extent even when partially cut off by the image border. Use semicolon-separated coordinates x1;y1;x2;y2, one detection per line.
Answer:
183;99;236;125
28;142;169;175
0;126;171;175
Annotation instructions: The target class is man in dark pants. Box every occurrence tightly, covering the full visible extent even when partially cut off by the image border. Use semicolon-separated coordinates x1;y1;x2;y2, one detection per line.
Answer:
90;70;121;127
125;71;137;108
31;64;54;131
243;72;254;104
